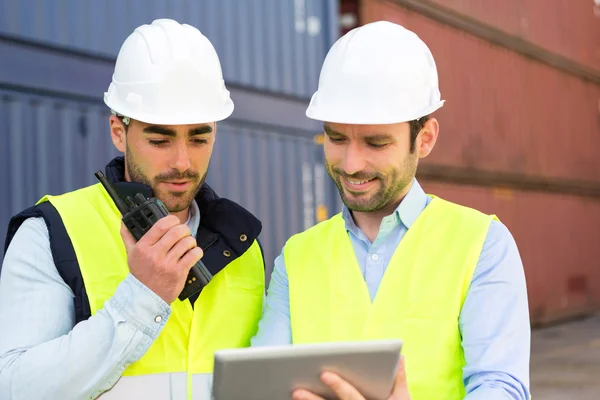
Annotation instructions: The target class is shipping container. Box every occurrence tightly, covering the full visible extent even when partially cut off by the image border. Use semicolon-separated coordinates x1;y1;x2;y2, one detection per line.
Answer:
0;32;324;133
0;0;339;98
359;0;600;184
205;121;330;277
420;180;600;325
348;0;600;322
0;1;340;275
0;90;329;279
398;0;600;71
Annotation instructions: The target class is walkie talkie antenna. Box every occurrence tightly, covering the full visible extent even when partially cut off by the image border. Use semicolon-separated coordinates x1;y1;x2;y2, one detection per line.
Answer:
95;170;130;215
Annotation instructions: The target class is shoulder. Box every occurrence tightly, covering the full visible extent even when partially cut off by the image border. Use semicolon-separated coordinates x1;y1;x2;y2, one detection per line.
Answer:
473;219;523;283
285;213;344;247
2;216;53;280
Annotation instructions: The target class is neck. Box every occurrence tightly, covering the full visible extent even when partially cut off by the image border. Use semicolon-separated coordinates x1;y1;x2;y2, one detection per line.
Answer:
351;201;400;243
173;208;190;225
350;182;413;243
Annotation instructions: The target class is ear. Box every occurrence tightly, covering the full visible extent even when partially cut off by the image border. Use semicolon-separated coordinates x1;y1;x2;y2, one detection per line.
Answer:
416;118;439;159
109;115;127;153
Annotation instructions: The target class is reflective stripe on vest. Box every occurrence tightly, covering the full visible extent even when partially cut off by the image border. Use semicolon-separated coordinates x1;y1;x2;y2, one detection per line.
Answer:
40;183;264;394
96;373;211;399
285;196;496;400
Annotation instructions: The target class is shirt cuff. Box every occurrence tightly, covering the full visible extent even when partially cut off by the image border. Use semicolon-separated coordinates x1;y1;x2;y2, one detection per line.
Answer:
107;274;172;339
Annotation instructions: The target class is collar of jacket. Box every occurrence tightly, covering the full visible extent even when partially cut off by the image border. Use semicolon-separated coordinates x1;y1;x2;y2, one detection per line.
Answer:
104;157;262;273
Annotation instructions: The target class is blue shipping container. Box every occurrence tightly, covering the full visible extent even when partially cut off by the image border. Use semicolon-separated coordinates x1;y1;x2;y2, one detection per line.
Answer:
0;90;333;279
0;0;339;98
0;1;342;280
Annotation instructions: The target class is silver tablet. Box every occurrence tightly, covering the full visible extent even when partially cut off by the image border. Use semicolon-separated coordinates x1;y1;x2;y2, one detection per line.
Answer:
212;339;403;400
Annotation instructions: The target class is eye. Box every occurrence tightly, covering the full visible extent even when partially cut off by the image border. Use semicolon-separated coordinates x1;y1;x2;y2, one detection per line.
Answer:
368;142;388;149
149;140;168;146
328;136;344;143
192;138;209;145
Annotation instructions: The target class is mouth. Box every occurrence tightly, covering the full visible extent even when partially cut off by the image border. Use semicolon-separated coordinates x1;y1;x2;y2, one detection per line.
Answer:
161;181;192;191
341;176;377;192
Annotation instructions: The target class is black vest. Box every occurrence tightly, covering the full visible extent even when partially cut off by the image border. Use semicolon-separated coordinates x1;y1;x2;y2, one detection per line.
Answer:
3;157;263;323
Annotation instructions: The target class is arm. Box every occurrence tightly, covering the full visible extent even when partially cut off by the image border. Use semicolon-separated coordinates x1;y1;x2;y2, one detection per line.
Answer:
0;217;171;400
461;220;531;400
251;249;293;346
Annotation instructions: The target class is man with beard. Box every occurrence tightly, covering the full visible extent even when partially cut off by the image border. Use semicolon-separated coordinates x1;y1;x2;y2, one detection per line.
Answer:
0;19;264;399
252;21;530;400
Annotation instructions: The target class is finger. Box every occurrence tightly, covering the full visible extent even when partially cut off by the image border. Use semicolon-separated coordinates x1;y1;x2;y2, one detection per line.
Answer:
137;215;180;246
120;222;136;253
292;389;325;400
390;356;410;400
177;247;204;272
166;236;198;264
321;372;365;400
154;224;192;254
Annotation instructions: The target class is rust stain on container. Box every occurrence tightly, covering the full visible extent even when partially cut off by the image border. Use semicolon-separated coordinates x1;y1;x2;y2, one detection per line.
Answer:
360;0;600;185
492;186;514;200
420;180;600;325
316;204;329;222
313;133;325;145
567;275;588;295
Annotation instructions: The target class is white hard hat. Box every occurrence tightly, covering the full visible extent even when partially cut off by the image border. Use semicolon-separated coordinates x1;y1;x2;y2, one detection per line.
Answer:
104;19;233;125
306;21;444;124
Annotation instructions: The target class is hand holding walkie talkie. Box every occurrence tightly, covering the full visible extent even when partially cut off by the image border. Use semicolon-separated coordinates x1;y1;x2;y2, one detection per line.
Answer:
95;170;212;302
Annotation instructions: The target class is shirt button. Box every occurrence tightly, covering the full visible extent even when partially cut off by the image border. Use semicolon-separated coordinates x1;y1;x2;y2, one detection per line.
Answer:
154;315;163;323
371;254;379;261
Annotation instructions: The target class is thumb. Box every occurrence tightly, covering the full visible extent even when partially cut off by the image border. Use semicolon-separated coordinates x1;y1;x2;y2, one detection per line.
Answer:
389;355;410;400
120;222;136;253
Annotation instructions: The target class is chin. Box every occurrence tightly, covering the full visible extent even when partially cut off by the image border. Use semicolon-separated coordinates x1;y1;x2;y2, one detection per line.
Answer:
343;190;372;203
170;195;193;206
164;203;190;213
343;197;372;211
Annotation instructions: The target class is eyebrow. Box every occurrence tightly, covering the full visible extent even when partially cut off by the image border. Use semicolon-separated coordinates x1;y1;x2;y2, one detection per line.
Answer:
323;125;393;141
143;125;213;137
363;134;394;141
323;125;343;137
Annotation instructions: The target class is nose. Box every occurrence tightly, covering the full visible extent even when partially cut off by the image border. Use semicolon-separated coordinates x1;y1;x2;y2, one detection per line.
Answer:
169;142;191;173
341;142;367;176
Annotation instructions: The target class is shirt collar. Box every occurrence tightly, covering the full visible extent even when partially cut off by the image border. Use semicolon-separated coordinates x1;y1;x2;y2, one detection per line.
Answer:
187;199;201;238
342;178;430;234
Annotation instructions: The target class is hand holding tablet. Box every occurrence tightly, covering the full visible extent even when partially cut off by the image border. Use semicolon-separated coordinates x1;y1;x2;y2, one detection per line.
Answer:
291;355;410;400
212;339;404;400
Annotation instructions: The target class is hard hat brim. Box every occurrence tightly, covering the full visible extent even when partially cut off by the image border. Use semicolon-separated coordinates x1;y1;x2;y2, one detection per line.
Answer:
305;99;445;125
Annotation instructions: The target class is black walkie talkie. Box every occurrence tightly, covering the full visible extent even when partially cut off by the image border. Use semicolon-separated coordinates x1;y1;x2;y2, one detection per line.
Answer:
95;170;212;301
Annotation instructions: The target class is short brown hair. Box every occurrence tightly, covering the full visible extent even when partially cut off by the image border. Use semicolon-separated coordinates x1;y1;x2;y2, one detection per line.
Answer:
408;115;430;152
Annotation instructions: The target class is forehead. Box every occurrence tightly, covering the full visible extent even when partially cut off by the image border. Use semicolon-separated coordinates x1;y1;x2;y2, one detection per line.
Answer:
324;122;410;138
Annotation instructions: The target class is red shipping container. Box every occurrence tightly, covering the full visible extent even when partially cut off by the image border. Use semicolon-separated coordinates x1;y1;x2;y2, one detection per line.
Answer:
421;180;600;325
353;0;600;322
360;0;600;184
412;0;600;71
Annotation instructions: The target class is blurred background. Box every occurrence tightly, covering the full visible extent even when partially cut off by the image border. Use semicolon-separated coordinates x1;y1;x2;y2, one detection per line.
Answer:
1;1;599;397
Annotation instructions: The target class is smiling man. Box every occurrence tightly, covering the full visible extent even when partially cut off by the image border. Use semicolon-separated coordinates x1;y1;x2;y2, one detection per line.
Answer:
252;21;531;400
0;19;265;399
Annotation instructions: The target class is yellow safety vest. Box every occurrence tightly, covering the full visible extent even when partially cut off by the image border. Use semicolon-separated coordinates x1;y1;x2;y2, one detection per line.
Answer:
285;196;496;399
40;183;264;394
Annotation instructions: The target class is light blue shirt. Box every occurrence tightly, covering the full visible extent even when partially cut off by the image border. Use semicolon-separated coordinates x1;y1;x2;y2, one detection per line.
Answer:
0;200;200;400
252;179;531;400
